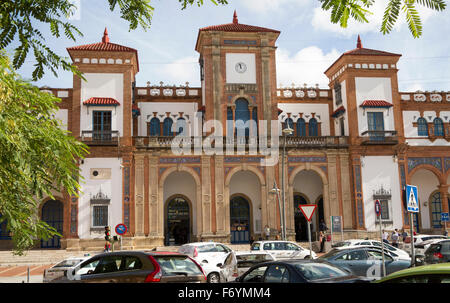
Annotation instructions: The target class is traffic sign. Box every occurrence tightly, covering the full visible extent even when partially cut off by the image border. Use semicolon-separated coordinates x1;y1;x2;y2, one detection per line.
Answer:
442;213;449;222
299;205;317;222
406;185;419;213
375;200;382;217
115;223;127;235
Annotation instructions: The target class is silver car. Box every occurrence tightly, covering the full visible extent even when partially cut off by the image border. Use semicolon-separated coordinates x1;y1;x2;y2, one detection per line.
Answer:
43;256;93;283
219;251;275;282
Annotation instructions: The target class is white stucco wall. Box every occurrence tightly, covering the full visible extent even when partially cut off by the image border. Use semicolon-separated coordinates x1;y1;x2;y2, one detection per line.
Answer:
54;109;68;131
355;77;394;134
137;102;200;136
360;156;403;231
225;53;256;84
80;73;124;136
78;157;123;239
229;171;263;233
278;103;331;136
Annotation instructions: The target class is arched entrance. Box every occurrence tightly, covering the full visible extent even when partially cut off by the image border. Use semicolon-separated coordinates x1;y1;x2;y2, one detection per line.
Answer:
41;200;63;249
230;196;250;244
165;196;191;246
293;194;308;241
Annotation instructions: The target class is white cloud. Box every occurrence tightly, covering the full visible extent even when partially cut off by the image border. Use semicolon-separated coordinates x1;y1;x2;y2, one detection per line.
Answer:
311;0;437;37
276;46;340;88
157;56;200;86
240;0;309;14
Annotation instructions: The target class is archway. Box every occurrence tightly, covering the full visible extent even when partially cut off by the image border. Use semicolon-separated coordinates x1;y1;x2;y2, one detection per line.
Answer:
41;200;63;249
165;195;191;245
230;195;251;244
163;170;198;245
290;169;324;241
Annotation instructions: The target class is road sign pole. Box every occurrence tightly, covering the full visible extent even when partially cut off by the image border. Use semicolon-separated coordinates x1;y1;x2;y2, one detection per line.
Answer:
410;212;415;267
379;215;386;277
307;221;312;258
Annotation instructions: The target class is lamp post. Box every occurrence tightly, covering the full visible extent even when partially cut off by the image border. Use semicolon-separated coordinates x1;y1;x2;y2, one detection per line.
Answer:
281;125;293;241
270;181;283;239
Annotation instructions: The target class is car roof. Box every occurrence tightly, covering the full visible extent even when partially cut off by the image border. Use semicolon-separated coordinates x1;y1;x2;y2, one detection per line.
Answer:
181;242;223;246
253;240;294;244
376;263;450;282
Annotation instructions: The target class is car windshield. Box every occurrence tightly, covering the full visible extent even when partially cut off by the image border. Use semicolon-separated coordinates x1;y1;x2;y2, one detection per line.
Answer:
53;259;84;268
294;262;349;281
154;256;203;276
250;243;260;251
196;244;217;253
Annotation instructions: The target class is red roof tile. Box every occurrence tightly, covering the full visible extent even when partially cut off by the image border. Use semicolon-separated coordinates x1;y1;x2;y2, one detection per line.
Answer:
83;97;120;106
199;11;279;33
360;100;393;108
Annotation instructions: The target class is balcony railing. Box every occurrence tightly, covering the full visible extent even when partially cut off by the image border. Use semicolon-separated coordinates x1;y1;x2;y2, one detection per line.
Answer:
360;130;398;145
134;136;348;149
81;130;120;145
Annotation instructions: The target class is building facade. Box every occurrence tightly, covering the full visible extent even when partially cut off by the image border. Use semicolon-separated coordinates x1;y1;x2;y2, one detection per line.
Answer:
1;14;449;250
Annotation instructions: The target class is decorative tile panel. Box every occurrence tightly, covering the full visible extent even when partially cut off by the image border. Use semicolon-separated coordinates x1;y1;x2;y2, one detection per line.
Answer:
288;156;327;163
407;157;442;172
159;157;201;164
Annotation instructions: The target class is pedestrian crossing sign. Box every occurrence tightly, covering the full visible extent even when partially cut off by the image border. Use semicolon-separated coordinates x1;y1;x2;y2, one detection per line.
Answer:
406;185;419;213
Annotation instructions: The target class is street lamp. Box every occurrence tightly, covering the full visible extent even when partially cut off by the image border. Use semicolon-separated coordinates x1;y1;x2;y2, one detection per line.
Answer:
270;181;283;239
281;125;293;241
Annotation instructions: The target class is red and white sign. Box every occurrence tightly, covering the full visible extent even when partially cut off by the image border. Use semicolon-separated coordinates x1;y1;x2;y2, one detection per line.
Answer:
299;204;317;222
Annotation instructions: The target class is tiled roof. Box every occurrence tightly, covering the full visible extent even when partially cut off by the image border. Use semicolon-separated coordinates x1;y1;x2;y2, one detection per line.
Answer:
360;100;393;108
331;106;346;117
199;11;279;33
83;97;120;106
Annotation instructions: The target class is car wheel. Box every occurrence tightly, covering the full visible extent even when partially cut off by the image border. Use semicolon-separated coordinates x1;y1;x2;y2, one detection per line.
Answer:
304;255;311;259
207;272;220;283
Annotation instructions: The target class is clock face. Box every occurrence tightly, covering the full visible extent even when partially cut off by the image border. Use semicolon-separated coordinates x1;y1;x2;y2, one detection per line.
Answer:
235;62;247;74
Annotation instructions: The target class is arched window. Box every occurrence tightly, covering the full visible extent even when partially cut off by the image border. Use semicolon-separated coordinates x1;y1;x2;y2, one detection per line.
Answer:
284;118;294;136
433;118;444;136
149;117;160;136
309;118;318;136
227;107;234;137
296;118;306;136
235;99;250;137
252;107;258;136
176;117;187;136
417;117;428;136
163;118;173;136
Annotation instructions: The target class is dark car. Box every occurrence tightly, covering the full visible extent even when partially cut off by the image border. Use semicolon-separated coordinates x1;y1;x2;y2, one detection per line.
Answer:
59;251;206;283
235;259;371;283
424;240;450;264
319;247;411;278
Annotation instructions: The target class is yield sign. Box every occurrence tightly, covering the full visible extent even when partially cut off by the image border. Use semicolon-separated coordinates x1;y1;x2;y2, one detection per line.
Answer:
299;204;317;222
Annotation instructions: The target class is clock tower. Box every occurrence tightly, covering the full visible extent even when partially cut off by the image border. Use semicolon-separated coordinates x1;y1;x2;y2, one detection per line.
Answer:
195;11;280;135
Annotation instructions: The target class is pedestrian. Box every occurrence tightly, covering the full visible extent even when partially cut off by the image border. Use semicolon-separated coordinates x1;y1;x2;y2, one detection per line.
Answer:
319;219;328;232
104;226;111;252
444;230;448;237
264;225;270;240
382;230;389;244
401;229;408;242
391;229;399;248
319;231;326;253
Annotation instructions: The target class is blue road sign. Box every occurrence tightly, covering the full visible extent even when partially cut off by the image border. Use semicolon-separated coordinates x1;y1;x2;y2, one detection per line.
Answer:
442;213;449;222
375;200;381;217
406;185;419;213
115;223;127;235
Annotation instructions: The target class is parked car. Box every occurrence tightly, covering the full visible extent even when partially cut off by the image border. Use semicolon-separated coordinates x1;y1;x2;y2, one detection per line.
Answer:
235;259;371;283
178;242;233;283
403;234;448;250
250;241;317;260
63;251;206;283
43;256;92;283
219;251;275;282
415;238;447;257
374;263;450;283
331;239;410;261
424;240;450;264
319;247;411;279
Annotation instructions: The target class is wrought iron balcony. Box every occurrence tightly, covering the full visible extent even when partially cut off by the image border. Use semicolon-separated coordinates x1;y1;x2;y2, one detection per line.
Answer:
134;135;348;149
81;130;120;146
360;130;398;145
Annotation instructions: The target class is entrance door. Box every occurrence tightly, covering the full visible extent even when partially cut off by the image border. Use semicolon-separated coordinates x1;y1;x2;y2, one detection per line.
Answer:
293;194;308;241
41;200;63;249
165;197;190;246
230;196;250;244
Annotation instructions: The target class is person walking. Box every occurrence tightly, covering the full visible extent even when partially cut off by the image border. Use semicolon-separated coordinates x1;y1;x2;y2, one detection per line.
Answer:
382;230;389;244
319;231;326;253
104;226;111;252
391;229;399;248
401;229;408;242
264;225;270;240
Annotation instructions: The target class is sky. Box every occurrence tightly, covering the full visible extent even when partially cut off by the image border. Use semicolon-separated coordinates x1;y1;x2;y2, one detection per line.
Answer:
11;0;450;92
